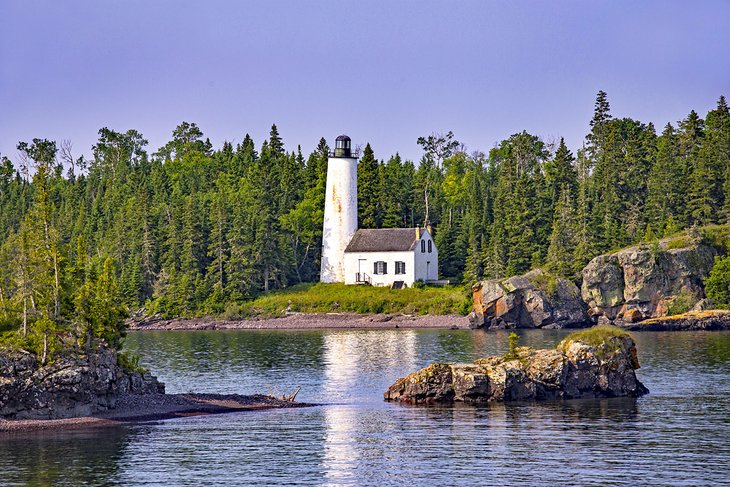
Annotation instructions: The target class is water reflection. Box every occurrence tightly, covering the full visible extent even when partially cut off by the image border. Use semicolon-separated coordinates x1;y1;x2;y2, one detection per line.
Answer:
0;427;132;486
321;331;419;484
1;329;727;485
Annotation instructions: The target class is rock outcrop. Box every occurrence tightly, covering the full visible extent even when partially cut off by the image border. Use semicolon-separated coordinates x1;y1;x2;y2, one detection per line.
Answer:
470;269;589;329
0;347;164;420
384;327;648;404
581;243;716;323
622;310;730;331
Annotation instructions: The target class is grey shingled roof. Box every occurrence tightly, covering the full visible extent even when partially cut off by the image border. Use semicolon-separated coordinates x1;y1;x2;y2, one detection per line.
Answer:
344;228;424;253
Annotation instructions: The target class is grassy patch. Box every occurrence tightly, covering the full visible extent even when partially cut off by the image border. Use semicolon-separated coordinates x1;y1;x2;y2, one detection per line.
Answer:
666;237;691;250
605;224;730;255
242;282;472;317
560;325;631;349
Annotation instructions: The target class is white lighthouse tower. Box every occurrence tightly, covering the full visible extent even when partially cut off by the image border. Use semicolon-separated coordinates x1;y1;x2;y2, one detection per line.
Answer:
320;135;358;283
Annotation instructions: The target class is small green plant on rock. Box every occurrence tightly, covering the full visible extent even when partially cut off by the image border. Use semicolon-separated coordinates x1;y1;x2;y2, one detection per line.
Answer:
504;332;520;360
117;351;147;374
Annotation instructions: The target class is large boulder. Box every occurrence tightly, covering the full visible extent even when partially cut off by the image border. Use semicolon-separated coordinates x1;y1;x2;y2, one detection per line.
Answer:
384;327;648;404
581;243;716;323
470;269;589;329
0;347;164;420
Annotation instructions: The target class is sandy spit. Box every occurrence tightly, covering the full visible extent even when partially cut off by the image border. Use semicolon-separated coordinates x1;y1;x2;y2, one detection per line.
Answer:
0;393;310;433
127;312;470;331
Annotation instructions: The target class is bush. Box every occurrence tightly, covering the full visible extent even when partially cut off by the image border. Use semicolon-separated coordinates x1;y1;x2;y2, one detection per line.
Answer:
117;351;147;374
700;224;730;254
504;332;520;359
705;255;730;309
666;291;697;316
222;302;249;320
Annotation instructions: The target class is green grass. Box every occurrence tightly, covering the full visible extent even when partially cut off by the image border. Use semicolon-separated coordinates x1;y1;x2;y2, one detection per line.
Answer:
666;236;691;250
237;282;472;317
560;325;631;349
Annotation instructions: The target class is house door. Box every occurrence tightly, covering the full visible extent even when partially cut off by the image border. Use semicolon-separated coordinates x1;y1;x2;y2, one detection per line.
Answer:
358;259;367;282
426;261;430;280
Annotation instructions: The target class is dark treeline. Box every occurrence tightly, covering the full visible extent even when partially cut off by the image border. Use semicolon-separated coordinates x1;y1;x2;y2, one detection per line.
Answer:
0;92;729;334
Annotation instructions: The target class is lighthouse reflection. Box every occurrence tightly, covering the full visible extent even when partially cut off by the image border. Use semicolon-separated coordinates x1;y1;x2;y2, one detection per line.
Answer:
321;330;417;483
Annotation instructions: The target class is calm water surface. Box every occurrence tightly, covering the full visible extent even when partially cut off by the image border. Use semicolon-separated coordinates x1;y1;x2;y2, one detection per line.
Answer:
1;328;729;486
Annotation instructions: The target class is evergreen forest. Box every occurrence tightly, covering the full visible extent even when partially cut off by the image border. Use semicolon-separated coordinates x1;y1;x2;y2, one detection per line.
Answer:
1;92;729;351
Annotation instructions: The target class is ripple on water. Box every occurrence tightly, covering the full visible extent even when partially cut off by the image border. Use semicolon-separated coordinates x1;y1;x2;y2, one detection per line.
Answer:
1;329;728;486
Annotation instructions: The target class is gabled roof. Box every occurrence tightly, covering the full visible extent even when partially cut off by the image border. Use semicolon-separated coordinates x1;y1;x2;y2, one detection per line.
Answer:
344;228;427;253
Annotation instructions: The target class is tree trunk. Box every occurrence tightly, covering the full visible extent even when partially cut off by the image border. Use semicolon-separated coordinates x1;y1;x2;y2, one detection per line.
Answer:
22;296;27;337
41;333;48;365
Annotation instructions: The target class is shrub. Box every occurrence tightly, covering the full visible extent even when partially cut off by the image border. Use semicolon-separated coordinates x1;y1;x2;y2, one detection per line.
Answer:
700;224;730;254
504;332;520;359
666;291;697;316
117;351;147;374
222;302;249;320
705;255;730;309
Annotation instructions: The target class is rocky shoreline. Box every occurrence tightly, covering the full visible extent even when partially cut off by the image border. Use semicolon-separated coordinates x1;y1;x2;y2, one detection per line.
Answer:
1;345;310;432
127;312;470;331
469;241;730;331
620;310;730;331
0;393;310;432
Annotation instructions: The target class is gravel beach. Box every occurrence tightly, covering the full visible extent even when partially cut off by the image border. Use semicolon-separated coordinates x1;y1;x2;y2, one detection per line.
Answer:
127;312;469;331
0;393;310;433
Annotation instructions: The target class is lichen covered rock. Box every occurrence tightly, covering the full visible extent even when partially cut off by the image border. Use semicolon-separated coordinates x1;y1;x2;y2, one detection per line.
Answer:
470;269;589;329
581;243;716;323
0;347;164;420
384;326;648;404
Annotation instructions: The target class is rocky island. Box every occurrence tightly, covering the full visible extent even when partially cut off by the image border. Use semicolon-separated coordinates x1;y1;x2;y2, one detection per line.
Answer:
384;326;648;404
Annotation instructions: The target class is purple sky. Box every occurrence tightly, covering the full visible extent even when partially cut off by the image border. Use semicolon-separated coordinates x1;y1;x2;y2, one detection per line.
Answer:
1;0;728;164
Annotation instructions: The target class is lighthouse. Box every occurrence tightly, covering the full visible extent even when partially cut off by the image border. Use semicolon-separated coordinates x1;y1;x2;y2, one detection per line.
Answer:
320;135;358;283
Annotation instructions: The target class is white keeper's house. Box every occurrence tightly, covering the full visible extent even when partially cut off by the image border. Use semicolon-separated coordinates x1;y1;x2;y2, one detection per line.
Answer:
320;135;439;288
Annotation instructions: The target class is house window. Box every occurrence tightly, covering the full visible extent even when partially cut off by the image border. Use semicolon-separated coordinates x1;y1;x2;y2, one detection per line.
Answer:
428;240;432;253
374;261;388;275
421;240;425;253
395;261;406;274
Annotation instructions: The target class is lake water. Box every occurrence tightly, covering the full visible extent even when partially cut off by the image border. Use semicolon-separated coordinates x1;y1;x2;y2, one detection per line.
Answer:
1;328;729;486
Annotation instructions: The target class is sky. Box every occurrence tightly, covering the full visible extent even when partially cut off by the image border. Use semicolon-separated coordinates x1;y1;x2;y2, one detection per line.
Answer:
1;0;729;164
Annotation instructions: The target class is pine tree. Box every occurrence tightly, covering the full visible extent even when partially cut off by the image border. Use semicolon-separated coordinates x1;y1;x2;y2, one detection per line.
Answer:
358;143;381;228
646;123;680;233
546;187;578;277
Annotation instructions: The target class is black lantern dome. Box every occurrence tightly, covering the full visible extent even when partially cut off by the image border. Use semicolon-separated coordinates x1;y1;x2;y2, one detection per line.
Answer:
334;135;352;157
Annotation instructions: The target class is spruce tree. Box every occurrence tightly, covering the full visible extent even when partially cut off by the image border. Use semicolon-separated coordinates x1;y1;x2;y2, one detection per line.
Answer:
358;143;381;228
546;187;578;277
